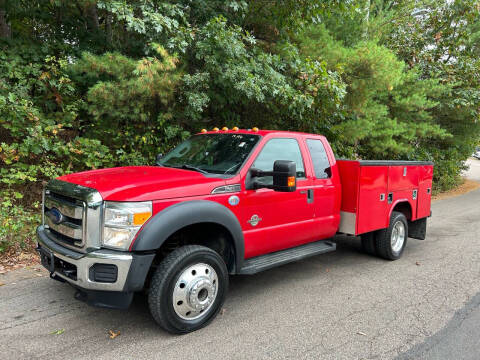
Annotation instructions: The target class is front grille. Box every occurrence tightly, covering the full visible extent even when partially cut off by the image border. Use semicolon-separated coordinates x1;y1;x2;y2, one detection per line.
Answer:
43;191;86;249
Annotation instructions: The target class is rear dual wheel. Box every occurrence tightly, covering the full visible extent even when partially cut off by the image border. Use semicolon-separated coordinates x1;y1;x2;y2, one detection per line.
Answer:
361;211;408;260
375;211;408;260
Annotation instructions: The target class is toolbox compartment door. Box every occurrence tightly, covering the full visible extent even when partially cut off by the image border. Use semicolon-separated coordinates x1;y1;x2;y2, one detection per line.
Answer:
356;166;389;234
388;165;419;191
416;165;434;219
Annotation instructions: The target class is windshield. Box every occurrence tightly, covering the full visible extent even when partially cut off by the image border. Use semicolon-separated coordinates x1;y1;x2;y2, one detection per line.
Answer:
159;134;260;175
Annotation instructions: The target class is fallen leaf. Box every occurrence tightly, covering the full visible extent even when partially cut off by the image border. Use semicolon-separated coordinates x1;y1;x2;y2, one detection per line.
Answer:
50;329;65;335
220;308;226;316
416;261;420;266
357;331;367;336
0;283;4;287
109;330;120;339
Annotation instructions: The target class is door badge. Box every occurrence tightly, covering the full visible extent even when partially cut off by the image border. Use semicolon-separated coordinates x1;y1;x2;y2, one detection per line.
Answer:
248;215;262;227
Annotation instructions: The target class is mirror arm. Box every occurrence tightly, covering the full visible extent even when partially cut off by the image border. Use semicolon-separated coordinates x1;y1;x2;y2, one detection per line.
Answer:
250;168;273;178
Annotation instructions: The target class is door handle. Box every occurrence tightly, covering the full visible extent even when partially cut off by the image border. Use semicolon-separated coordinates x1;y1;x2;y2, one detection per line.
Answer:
301;189;315;203
307;189;314;203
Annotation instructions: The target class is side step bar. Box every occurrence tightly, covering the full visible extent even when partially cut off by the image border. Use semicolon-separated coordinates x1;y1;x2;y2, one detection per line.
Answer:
239;240;336;275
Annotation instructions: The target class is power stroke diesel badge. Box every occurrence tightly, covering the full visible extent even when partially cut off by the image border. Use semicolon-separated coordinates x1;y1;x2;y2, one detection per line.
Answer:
248;214;262;227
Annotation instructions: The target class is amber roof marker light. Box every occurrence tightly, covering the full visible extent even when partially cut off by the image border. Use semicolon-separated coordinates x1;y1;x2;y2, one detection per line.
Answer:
252;127;259;132
222;127;229;131
212;127;219;132
232;126;239;131
201;129;207;133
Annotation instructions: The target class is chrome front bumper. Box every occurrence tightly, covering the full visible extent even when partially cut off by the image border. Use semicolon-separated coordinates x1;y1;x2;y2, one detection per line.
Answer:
37;225;133;292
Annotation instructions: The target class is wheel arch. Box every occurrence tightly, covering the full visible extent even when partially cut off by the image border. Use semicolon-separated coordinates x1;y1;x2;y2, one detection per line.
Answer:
131;200;245;273
389;200;413;221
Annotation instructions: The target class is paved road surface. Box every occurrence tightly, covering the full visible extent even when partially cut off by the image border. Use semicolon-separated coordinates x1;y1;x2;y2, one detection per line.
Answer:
1;160;480;359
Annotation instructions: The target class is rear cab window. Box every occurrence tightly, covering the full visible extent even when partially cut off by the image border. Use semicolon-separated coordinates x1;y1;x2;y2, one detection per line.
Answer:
306;139;332;179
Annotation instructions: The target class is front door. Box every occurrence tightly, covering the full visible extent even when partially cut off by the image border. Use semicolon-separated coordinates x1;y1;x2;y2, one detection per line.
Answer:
241;137;317;258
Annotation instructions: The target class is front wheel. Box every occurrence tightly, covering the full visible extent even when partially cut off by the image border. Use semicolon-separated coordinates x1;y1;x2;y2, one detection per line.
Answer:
148;245;229;334
375;211;408;260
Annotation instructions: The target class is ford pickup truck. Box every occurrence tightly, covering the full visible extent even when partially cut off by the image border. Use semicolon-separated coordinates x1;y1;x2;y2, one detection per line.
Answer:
36;128;433;333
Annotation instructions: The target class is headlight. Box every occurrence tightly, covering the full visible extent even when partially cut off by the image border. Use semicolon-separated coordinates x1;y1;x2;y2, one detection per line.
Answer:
102;201;152;250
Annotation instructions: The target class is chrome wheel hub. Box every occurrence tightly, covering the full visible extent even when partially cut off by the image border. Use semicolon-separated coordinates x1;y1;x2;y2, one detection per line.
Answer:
173;263;218;320
391;220;406;253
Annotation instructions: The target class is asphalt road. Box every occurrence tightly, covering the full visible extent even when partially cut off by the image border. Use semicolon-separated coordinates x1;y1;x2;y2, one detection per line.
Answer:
1;160;480;360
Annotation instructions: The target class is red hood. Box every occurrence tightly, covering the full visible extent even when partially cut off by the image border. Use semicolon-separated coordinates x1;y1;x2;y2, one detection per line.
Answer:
57;166;226;201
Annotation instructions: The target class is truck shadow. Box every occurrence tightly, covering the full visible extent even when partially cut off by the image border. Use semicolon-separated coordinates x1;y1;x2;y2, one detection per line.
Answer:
55;234;427;336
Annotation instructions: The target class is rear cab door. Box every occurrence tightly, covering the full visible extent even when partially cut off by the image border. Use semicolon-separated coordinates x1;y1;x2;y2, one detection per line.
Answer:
304;136;341;239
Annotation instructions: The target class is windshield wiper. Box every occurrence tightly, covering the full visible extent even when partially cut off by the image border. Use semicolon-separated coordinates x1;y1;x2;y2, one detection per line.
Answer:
180;164;209;174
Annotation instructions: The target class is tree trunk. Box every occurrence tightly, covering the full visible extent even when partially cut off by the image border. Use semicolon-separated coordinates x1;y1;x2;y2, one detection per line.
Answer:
0;0;11;39
106;12;113;45
85;2;100;32
363;0;370;39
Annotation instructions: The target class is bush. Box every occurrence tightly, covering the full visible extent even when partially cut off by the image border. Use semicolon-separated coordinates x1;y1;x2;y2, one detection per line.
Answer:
0;191;39;254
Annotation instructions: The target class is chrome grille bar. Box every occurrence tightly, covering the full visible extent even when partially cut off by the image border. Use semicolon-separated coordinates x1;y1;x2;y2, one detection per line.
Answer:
44;191;86;249
45;197;83;219
45;216;83;240
43;179;103;253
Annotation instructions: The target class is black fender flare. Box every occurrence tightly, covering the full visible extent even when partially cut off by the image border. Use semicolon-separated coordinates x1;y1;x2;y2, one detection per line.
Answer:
131;200;245;272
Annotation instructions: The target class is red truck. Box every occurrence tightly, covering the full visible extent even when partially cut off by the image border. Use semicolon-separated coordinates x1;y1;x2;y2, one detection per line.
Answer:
36;129;433;333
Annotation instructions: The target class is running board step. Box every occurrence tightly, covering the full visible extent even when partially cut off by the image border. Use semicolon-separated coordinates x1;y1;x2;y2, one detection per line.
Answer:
239;240;336;275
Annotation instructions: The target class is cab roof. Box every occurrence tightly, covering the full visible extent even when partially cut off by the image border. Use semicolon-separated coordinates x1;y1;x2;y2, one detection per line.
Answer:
197;129;321;137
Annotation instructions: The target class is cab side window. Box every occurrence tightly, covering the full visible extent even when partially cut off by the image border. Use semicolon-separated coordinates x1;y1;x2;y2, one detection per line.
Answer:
252;138;305;185
306;139;331;179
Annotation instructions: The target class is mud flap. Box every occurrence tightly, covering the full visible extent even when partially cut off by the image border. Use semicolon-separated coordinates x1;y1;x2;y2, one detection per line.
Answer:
408;217;427;240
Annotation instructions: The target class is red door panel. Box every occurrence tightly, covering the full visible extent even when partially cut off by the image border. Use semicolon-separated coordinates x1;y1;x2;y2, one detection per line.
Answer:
388;166;419;191
305;138;340;239
357;166;389;234
240;136;317;258
241;180;317;258
416;165;433;219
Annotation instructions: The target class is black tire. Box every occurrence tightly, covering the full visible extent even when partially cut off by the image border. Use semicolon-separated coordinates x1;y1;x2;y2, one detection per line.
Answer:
361;232;376;255
148;245;229;334
375;211;408;260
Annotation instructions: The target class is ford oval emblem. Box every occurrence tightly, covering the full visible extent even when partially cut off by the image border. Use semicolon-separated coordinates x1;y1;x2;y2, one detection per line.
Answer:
47;207;64;225
228;195;240;206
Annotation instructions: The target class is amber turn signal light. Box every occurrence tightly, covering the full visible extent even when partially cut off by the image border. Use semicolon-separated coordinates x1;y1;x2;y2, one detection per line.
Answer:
133;212;152;226
287;176;296;187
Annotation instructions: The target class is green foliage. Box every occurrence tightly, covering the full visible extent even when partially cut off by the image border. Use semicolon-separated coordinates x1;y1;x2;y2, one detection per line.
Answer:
0;190;39;253
296;25;450;162
70;45;188;161
0;0;479;252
